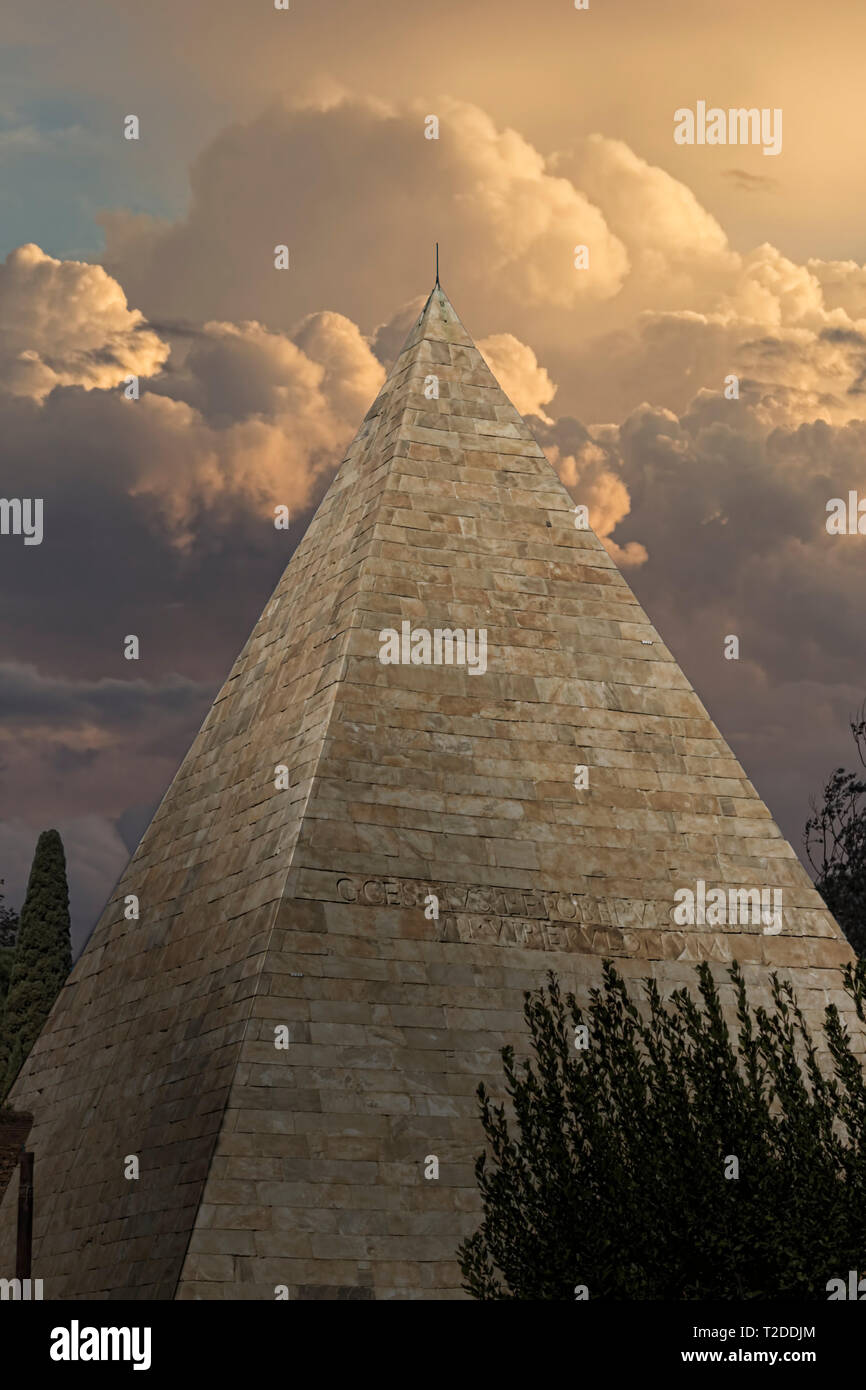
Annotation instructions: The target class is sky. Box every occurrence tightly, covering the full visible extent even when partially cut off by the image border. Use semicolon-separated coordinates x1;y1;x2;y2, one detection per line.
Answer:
1;0;866;954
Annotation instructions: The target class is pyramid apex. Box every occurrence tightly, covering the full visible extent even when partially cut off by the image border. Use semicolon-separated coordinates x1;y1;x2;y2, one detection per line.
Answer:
379;276;473;372
419;280;451;318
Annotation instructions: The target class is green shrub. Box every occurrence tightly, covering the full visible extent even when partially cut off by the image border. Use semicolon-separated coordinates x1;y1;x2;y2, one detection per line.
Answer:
459;959;866;1300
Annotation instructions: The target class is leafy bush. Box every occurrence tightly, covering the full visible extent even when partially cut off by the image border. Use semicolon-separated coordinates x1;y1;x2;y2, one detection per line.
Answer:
459;959;866;1300
806;704;866;956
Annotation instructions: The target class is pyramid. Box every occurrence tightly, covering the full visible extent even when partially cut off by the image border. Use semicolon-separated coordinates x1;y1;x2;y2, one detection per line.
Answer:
0;284;857;1300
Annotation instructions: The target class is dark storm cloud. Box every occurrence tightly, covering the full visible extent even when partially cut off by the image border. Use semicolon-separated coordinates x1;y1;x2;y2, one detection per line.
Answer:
0;663;210;723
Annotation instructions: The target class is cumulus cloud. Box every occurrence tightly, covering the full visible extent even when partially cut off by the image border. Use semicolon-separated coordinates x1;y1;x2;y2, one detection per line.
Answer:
557;135;737;300
562;244;866;427
432;100;629;307
0;243;168;401
487;140;866;429
371;296;426;367
560;393;866;692
99;96;629;333
0;246;386;547
134;313;384;543
292;310;386;424
91;97;866;438
532;415;648;567
478;333;557;421
808;258;866;319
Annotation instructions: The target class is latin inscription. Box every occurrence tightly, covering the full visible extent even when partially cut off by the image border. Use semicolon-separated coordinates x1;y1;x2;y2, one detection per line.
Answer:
333;874;680;954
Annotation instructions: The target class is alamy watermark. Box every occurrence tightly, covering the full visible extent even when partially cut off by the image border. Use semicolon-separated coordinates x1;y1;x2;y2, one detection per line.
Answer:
378;620;487;675
673;880;783;934
674;103;782;156
827;1271;866;1300
0;1277;43;1300
0;498;43;545
826;492;866;535
49;1320;151;1370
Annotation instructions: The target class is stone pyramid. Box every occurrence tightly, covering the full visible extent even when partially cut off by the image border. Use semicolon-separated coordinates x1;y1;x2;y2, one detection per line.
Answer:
0;285;856;1301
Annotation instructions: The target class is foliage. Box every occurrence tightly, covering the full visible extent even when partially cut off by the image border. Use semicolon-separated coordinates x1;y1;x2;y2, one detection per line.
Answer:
459;959;866;1300
0;830;71;1101
806;704;866;956
0;880;18;951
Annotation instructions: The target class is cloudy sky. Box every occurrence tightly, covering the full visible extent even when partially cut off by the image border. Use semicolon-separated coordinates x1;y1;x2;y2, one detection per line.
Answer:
2;0;866;954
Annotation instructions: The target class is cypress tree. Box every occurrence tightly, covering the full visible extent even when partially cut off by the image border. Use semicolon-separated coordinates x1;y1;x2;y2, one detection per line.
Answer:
0;879;18;950
0;950;13;1010
0;881;18;1010
0;830;71;1101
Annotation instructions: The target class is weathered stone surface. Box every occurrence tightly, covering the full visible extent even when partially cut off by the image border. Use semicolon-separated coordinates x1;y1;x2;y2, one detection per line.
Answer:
0;285;860;1300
